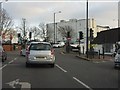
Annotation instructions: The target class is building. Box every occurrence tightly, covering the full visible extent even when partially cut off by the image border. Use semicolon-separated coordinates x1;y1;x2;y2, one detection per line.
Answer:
118;1;120;27
96;25;110;37
47;18;97;42
46;18;110;52
92;27;120;54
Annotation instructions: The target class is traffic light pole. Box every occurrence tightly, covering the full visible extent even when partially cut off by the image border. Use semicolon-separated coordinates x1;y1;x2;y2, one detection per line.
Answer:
79;31;83;55
66;31;70;53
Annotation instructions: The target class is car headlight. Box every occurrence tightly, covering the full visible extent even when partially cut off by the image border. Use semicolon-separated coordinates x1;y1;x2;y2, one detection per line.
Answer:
47;55;54;59
33;57;36;60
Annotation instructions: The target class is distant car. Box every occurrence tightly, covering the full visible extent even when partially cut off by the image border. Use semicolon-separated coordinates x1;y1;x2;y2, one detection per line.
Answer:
0;45;7;62
70;42;79;52
52;43;60;48
114;49;120;68
59;41;65;47
26;42;55;67
52;42;65;48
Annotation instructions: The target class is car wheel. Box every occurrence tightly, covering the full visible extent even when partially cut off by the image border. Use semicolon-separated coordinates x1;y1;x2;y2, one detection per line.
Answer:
50;64;54;68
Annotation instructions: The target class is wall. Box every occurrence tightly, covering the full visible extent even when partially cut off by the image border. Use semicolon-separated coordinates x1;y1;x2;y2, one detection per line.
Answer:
2;44;22;51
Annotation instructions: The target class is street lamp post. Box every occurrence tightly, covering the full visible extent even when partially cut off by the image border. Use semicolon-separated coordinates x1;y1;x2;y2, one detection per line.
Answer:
53;11;61;43
56;23;57;42
0;2;2;45
86;0;89;58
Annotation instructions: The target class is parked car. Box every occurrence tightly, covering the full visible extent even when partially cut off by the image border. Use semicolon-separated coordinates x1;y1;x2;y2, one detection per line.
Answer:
52;43;60;48
26;42;55;67
52;42;65;48
0;45;7;62
114;49;120;68
58;41;65;47
70;42;79;52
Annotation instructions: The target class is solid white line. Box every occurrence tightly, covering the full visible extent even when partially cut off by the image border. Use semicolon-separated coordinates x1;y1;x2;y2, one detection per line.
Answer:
73;77;93;90
55;64;67;73
8;60;14;64
0;64;7;70
0;57;17;70
14;58;17;60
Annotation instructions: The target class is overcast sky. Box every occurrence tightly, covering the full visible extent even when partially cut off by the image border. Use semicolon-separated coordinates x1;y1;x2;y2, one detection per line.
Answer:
1;0;119;28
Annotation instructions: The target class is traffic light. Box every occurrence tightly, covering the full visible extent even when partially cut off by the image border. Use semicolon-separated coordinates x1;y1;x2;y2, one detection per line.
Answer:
90;28;94;40
79;31;84;40
17;33;22;44
67;31;70;38
17;33;21;38
29;32;32;39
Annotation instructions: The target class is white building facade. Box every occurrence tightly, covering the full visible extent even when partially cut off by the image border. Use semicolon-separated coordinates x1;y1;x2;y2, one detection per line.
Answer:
46;18;109;53
47;18;97;42
118;1;120;27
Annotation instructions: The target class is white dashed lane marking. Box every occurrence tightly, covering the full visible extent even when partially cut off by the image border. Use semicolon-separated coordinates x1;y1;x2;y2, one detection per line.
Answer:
55;64;67;73
73;77;93;90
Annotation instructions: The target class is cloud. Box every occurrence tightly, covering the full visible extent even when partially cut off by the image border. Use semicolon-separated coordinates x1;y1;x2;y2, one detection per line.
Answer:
2;1;119;28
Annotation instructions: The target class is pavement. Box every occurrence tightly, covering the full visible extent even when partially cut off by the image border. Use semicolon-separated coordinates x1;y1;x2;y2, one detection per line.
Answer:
60;47;114;62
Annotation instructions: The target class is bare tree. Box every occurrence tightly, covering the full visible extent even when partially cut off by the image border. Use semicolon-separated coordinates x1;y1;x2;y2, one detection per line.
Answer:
58;25;75;39
30;26;41;40
46;24;53;42
16;18;29;40
0;9;14;36
38;23;46;40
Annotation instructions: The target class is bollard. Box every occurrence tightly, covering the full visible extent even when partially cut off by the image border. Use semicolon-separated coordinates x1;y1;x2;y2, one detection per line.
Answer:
98;50;100;59
102;47;105;59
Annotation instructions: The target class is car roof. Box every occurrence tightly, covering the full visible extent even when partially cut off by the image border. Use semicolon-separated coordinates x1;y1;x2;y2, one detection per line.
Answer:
30;42;51;45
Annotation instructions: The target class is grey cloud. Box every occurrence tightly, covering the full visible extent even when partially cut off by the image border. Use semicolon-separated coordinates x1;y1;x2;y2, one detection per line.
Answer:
2;1;119;28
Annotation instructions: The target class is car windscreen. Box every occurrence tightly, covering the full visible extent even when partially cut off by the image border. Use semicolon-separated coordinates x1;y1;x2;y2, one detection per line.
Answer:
30;43;51;50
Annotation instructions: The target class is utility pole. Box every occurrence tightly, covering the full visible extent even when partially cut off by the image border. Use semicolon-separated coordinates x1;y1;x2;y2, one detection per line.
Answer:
54;13;55;43
0;2;2;45
53;11;61;43
22;18;26;39
22;18;26;48
86;0;89;58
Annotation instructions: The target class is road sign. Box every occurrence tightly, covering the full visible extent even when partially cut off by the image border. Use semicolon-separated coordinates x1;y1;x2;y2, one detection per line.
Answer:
67;38;71;40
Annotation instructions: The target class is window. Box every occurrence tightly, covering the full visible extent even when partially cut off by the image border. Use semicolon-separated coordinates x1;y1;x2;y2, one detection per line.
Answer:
30;43;51;50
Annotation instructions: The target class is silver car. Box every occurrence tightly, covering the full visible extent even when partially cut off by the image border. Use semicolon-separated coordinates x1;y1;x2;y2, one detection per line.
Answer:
26;42;55;67
114;49;120;68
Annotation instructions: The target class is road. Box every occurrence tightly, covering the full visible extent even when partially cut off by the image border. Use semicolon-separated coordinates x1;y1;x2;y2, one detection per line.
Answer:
1;48;120;89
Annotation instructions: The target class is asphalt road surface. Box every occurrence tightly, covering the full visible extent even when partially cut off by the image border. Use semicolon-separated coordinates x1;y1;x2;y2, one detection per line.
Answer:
1;48;120;89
